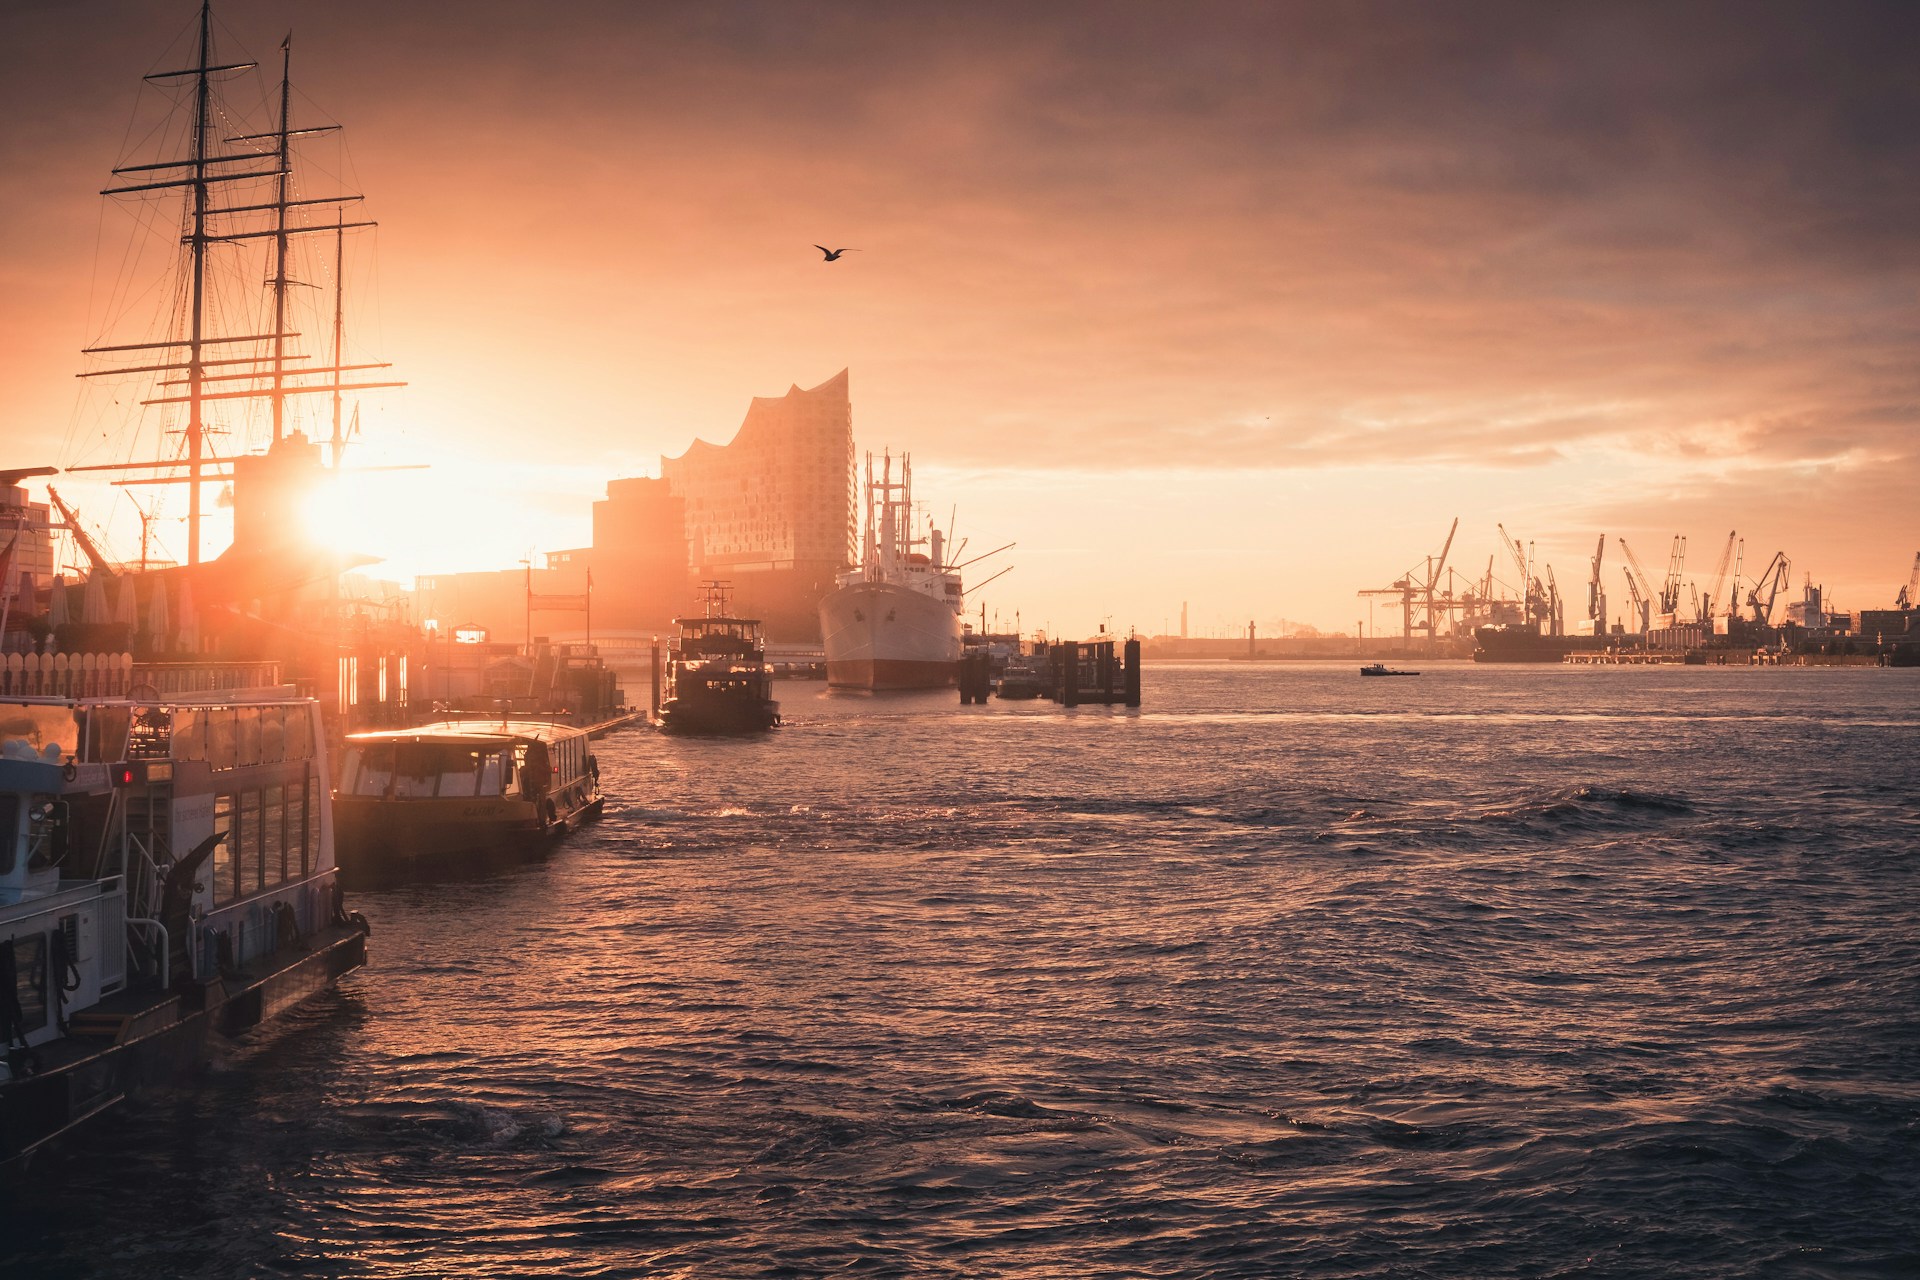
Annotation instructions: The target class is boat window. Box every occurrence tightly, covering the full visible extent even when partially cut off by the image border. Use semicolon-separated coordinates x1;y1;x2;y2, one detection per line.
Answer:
237;707;261;769
212;793;237;902
287;784;308;879
85;705;133;764
259;706;285;764
350;744;396;797
0;702;80;764
391;745;438;799
206;709;236;771
171;705;206;762
263;785;286;884
304;774;320;871
438;749;484;798
477;752;505;796
242;792;264;895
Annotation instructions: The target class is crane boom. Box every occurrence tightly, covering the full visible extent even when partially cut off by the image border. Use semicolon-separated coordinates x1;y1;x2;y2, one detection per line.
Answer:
1701;530;1736;622
45;485;118;577
1899;552;1920;610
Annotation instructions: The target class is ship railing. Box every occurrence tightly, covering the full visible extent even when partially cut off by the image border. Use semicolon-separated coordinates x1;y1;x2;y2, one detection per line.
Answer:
125;918;168;991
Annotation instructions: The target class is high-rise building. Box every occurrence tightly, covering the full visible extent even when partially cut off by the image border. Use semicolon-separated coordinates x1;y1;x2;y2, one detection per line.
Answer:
660;369;854;640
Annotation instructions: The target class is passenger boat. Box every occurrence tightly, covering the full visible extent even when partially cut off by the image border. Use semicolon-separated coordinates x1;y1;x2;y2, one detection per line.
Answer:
332;720;603;881
660;584;780;734
1359;663;1420;677
1;686;369;1169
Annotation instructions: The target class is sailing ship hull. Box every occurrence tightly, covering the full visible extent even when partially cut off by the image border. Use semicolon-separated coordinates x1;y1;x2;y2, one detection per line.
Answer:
819;581;962;690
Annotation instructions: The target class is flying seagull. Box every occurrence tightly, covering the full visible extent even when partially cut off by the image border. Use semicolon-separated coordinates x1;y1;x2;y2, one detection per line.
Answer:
814;245;858;261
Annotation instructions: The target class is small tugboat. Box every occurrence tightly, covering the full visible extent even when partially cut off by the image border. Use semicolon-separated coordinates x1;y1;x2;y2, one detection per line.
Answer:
1360;662;1421;677
2;687;369;1169
659;583;780;734
333;720;603;882
995;648;1052;700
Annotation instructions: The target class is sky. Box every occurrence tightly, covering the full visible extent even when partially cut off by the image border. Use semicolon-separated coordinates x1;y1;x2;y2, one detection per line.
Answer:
2;0;1916;636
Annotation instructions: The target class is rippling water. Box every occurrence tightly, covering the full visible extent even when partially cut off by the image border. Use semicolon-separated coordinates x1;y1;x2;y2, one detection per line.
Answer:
10;663;1919;1277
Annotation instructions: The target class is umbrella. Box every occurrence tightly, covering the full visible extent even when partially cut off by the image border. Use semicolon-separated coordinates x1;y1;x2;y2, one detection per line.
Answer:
47;575;69;628
81;573;109;625
146;577;171;653
114;577;138;628
174;578;198;653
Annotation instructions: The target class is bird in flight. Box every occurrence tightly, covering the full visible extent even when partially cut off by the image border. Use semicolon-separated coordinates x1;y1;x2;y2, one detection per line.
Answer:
814;245;858;261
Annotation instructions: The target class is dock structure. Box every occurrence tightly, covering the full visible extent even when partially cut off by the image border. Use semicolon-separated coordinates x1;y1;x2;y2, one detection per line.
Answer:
1048;637;1142;707
958;650;993;704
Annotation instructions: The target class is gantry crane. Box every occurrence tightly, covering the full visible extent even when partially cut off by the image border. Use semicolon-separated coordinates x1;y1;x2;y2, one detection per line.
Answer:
1898;552;1920;610
1357;518;1460;653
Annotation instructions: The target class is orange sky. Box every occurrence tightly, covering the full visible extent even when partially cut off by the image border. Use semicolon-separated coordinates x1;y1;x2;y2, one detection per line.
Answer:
3;1;1916;635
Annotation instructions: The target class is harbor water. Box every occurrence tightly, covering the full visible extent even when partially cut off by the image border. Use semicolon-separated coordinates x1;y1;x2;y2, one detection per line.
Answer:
7;663;1918;1277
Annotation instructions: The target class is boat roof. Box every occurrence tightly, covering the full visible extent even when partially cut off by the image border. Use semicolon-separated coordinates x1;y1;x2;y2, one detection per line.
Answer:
673;614;762;627
343;719;589;747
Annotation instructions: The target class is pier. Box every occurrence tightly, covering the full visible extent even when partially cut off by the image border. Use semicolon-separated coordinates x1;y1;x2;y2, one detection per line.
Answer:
1048;637;1142;707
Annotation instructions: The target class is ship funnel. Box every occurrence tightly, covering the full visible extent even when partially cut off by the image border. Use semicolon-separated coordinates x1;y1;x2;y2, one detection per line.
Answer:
930;529;944;570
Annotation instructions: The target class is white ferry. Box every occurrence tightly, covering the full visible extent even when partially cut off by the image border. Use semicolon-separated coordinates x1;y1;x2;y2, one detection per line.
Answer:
1;686;369;1169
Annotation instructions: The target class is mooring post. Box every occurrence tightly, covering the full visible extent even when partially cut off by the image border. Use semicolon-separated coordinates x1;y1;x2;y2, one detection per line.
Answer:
1063;641;1081;707
1124;637;1141;706
650;637;662;721
1096;640;1114;702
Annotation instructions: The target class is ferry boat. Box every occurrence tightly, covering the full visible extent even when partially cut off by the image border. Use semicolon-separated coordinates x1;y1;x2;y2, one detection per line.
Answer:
1;685;369;1169
1360;663;1420;677
659;584;780;734
820;452;1007;690
332;720;603;881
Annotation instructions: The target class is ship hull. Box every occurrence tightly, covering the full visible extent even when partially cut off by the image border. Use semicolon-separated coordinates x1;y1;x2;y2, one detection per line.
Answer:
819;582;962;690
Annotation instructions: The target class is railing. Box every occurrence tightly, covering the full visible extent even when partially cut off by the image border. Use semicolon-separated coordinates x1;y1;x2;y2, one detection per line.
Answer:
125;918;169;990
0;651;134;698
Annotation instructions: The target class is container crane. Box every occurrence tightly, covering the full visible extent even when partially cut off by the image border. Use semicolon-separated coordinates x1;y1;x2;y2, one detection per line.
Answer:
1621;567;1647;632
1898;552;1920;610
1355;517;1461;653
1496;523;1533;627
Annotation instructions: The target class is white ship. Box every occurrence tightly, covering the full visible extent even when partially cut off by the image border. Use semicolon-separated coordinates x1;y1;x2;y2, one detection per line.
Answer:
819;453;965;690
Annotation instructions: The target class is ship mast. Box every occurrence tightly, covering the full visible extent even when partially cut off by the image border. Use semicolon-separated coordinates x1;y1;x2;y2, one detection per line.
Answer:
75;6;403;560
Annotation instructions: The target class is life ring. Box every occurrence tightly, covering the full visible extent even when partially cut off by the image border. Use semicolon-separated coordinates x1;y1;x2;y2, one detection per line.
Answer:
62;759;78;783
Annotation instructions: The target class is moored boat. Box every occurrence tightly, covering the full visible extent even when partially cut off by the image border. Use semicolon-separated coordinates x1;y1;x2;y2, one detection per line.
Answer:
820;452;982;691
1360;663;1420;677
660;585;780;734
1;686;369;1170
333;720;602;882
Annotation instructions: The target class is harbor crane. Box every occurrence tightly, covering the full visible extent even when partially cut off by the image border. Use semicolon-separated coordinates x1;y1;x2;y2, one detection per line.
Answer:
1746;551;1791;624
1616;537;1654;632
1584;534;1607;633
1659;535;1686;616
1699;530;1737;623
1357;517;1459;653
45;486;118;579
1898;552;1920;610
1620;567;1647;632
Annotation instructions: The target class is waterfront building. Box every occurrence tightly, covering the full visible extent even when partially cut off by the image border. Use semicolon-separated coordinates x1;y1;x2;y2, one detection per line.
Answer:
660;369;855;641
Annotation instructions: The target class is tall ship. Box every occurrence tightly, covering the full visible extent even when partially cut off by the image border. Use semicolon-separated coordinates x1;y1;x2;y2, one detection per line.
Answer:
819;453;965;690
1;680;370;1168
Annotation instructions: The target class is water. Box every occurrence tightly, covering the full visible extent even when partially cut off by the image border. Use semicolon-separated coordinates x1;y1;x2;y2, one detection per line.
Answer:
8;663;1919;1277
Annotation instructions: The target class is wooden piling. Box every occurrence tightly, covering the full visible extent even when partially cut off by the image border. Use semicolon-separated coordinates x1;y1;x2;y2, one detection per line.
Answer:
650;637;662;721
1124;637;1141;706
